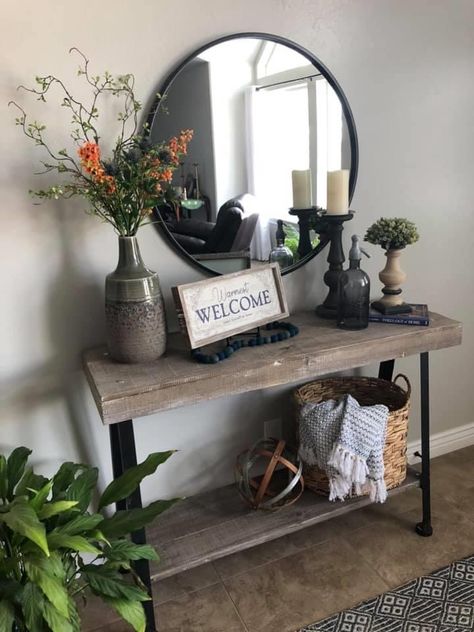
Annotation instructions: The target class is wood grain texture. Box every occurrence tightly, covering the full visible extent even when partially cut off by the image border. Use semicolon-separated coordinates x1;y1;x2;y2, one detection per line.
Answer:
83;311;462;425
148;469;420;580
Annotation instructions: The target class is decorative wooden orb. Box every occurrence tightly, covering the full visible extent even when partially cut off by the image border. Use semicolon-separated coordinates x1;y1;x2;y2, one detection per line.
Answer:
235;438;304;511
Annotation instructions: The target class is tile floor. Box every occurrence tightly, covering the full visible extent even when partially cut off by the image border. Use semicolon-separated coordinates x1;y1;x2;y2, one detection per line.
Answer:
82;446;474;632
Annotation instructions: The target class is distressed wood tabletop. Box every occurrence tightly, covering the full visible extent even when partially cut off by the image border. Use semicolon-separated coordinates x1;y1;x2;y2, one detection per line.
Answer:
83;311;462;425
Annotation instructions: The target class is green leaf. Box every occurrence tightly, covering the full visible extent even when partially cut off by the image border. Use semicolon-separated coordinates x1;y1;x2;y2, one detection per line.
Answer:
45;551;66;580
67;596;81;632
58;512;104;535
105;539;159;562
0;600;15;632
83;565;150;602
89;529;109;545
0;556;24;580
21;583;45;632
99;451;174;510
101;499;178;538
47;533;101;554
103;596;146;632
16;468;48;499
1;498;49;556
0;457;7;500
52;462;84;498
66;467;98;512
7;446;32;497
0;579;21;599
25;559;69;618
30;480;53;512
39;500;78;520
40;599;74;632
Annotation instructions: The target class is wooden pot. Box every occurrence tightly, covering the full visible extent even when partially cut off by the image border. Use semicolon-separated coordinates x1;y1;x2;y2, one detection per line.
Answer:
379;249;406;307
371;248;412;314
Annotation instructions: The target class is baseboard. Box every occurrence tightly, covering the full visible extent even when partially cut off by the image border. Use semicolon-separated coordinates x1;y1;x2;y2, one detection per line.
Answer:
407;422;474;464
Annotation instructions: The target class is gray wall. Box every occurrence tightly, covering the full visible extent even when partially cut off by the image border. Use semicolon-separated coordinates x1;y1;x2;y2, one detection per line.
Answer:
1;0;473;501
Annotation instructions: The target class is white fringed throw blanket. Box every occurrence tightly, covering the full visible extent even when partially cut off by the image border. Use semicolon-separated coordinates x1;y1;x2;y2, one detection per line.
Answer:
299;394;389;503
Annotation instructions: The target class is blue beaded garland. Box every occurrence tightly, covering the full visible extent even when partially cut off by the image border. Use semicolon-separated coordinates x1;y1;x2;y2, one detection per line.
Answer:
191;320;299;364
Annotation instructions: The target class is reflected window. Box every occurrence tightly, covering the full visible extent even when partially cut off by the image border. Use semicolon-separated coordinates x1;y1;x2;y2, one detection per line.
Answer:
248;82;310;217
249;41;344;212
256;42;310;78
247;42;344;260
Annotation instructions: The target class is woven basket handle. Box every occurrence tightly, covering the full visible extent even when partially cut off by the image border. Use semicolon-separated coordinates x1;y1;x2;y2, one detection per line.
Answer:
393;373;411;398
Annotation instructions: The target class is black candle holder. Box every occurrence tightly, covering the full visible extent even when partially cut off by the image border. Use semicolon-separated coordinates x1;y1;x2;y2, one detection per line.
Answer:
315;210;355;319
289;206;321;259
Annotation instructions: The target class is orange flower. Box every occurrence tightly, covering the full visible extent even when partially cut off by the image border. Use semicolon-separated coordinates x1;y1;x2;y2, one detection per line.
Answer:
166;129;193;164
78;141;100;159
78;142;101;174
101;174;116;194
161;168;173;182
78;142;115;194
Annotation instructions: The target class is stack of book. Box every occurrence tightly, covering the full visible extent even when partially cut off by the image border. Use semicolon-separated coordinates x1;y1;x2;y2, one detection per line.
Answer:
369;303;430;326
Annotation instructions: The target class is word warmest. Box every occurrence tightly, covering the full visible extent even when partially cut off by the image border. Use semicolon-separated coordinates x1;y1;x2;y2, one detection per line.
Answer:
195;290;271;323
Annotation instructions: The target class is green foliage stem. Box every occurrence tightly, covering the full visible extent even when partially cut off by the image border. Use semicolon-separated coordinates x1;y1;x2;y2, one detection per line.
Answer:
9;48;192;237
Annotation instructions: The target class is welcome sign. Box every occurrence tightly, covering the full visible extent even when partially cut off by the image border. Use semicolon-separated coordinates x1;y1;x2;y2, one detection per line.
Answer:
174;264;289;349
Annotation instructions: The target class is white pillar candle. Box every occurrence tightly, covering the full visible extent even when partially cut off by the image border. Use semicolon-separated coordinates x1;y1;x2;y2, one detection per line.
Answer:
292;169;312;208
326;170;349;214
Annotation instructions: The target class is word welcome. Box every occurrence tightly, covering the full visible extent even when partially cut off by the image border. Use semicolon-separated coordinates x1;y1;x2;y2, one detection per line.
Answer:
195;290;271;324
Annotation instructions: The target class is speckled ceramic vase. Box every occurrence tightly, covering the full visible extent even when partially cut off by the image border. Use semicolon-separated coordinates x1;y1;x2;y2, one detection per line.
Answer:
105;236;167;363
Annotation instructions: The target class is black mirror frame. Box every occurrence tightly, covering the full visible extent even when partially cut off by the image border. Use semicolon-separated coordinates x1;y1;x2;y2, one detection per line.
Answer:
145;32;359;277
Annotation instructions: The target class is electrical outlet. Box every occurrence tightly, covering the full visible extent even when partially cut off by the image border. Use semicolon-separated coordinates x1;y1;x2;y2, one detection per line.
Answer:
263;418;282;440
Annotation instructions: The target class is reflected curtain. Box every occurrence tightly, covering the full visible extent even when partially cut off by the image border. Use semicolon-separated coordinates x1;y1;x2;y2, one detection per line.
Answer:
244;86;271;261
244;84;310;261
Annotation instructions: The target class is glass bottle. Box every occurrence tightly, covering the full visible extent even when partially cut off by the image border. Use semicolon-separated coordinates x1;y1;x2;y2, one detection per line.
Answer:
269;220;294;269
337;235;370;330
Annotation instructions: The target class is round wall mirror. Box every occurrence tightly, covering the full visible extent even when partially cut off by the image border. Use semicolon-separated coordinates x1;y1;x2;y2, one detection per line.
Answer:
147;32;358;276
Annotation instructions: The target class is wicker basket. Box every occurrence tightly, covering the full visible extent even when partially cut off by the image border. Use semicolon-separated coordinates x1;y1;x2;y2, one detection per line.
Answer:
294;374;411;495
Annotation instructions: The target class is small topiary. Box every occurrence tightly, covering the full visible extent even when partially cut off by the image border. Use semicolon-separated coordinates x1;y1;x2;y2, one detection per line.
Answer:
364;217;419;250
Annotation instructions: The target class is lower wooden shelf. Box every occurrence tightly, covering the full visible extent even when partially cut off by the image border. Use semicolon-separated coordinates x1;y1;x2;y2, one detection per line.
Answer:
148;467;419;581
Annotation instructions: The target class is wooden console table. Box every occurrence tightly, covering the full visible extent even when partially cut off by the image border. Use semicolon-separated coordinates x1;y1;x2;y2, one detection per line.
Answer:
83;311;462;631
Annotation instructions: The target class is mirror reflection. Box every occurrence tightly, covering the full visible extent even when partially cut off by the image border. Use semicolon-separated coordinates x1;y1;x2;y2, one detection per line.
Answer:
150;36;355;275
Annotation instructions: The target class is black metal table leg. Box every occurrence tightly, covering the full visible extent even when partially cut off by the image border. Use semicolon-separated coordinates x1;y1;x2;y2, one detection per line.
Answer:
109;421;157;631
378;359;395;381
416;352;433;537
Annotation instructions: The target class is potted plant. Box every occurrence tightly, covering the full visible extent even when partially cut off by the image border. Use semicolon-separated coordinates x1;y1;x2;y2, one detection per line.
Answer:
364;217;419;314
9;48;193;363
0;446;176;631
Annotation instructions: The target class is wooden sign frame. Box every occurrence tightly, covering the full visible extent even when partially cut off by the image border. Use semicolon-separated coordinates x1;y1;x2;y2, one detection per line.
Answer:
173;264;289;349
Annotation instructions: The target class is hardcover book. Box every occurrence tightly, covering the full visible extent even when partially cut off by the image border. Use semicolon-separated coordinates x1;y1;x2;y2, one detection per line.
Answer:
369;303;430;326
